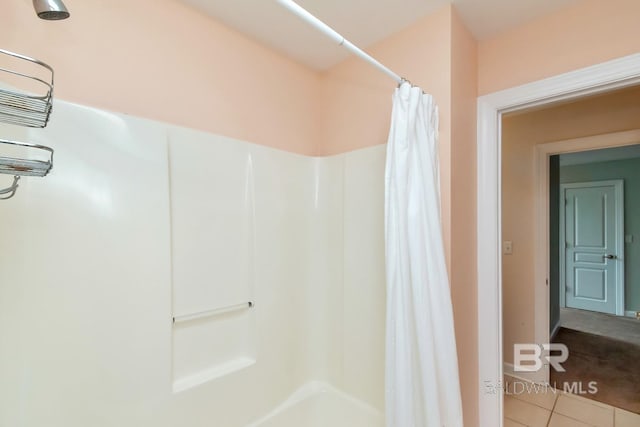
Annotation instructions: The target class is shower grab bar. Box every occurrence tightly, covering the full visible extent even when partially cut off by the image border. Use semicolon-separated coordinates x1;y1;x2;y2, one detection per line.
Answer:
172;301;254;324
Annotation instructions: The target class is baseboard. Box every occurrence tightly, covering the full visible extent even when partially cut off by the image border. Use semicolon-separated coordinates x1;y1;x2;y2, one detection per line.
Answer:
503;362;547;384
624;310;638;319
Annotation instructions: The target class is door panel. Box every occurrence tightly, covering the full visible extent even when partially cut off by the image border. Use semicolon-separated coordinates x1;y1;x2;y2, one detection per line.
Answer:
574;268;606;300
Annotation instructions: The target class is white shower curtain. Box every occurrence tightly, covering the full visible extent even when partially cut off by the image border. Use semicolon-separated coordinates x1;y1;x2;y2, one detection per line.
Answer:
384;82;463;427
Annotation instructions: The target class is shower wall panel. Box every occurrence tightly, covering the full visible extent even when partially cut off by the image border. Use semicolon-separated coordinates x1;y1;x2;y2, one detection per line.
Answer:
168;127;256;392
0;102;173;427
169;128;253;318
250;145;316;399
0;99;387;427
303;155;345;385
342;147;387;410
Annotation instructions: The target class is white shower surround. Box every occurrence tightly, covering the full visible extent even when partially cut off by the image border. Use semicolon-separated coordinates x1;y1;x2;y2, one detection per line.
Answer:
0;100;386;426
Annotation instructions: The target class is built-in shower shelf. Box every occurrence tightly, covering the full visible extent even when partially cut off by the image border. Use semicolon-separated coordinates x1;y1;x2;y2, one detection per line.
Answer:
173;356;256;393
172;300;256;393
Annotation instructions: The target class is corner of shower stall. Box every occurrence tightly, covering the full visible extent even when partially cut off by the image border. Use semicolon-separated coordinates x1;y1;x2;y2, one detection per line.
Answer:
242;146;388;427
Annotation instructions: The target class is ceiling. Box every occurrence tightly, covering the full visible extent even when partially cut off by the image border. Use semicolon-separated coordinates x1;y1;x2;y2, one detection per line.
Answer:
178;0;582;70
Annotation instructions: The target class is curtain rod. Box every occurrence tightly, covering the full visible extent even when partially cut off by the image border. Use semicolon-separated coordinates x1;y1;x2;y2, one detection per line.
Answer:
276;0;403;85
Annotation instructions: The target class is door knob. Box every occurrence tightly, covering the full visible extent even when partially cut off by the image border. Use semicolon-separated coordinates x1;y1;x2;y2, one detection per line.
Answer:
603;254;617;259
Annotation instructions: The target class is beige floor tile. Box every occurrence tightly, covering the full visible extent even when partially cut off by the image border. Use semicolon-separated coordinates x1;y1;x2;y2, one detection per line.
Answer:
560;391;616;410
548;413;592;427
504;375;560;410
510;386;559;411
615;408;640;427
554;394;614;427
504;417;527;427
504;395;551;427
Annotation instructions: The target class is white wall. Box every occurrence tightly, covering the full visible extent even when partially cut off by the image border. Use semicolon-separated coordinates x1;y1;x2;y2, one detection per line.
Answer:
342;149;386;409
0;102;173;427
0;100;386;426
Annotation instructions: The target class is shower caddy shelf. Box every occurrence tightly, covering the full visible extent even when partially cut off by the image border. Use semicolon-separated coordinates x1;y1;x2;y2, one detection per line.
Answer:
0;48;55;199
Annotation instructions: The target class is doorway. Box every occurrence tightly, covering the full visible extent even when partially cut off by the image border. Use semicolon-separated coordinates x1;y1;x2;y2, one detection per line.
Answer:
552;145;640;324
502;126;640;421
549;147;640;414
477;53;640;426
501;88;640;384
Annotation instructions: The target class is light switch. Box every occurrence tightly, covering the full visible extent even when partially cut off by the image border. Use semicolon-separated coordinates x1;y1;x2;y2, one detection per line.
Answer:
625;234;633;244
503;241;513;255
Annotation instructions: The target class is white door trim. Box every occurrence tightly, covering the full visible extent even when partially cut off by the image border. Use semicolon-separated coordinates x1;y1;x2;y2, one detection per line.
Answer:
477;53;640;427
559;180;625;316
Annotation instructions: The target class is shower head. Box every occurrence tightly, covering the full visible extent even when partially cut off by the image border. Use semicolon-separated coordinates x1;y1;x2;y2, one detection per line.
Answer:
32;0;70;20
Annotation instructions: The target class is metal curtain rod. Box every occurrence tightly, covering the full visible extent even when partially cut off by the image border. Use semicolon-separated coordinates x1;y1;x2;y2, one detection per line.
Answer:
277;0;403;84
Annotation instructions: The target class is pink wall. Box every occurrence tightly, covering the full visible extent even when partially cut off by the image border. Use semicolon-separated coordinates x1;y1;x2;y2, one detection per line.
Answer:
320;6;453;255
320;7;479;424
450;10;479;424
319;5;453;264
319;7;452;156
0;0;321;154
479;0;640;95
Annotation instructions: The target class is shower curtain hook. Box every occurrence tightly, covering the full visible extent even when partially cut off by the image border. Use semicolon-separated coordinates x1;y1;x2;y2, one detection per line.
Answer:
398;77;411;88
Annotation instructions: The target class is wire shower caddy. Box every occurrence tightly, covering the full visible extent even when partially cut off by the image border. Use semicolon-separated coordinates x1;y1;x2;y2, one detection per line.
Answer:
0;48;55;199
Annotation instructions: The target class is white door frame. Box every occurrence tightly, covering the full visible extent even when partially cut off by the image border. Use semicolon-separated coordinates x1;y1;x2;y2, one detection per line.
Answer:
477;53;640;427
559;179;625;316
536;132;638;360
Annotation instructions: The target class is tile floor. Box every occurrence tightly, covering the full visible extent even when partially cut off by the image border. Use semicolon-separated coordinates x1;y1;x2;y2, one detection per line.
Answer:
503;376;640;427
